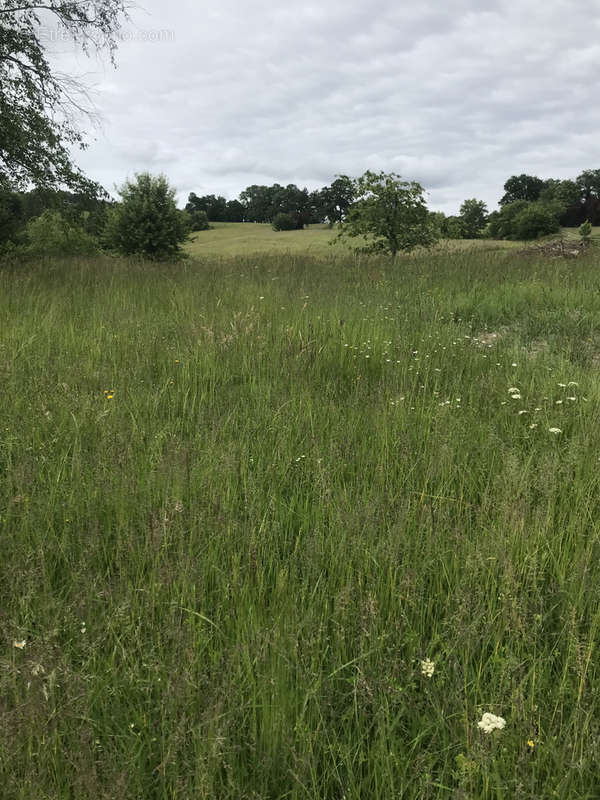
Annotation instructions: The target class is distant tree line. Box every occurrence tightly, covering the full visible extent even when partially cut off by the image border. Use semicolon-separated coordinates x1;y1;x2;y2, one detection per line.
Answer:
184;176;355;230
2;167;599;261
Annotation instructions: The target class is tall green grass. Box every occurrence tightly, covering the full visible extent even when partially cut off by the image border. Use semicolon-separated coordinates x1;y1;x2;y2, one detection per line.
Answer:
1;249;600;798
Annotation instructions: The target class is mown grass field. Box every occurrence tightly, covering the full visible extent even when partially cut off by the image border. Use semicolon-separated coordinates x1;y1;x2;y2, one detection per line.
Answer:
184;222;600;259
184;222;524;258
2;244;600;798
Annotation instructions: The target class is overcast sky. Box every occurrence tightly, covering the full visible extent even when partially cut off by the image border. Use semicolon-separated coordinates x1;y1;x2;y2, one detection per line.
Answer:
44;0;600;214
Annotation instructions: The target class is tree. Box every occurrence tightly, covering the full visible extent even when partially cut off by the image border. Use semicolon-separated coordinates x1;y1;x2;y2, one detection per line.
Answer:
499;174;545;205
186;208;210;231
487;200;560;240
511;204;560;240
318;175;354;225
0;1;128;194
336;171;437;258
103;173;189;260
224;199;244;222
22;208;98;257
458;198;488;238
272;212;296;231
576;169;600;226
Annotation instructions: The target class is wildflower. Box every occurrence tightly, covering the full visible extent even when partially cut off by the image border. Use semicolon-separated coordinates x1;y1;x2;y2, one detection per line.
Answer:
527;739;535;748
558;383;566;387
549;427;562;434
13;639;26;650
518;410;528;415
567;396;576;401
511;362;517;367
510;393;522;400
478;712;506;733
508;387;520;393
529;423;538;429
420;658;435;677
555;400;563;405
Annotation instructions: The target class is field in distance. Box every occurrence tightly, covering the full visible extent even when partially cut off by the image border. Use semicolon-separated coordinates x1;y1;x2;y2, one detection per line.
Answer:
184;221;526;258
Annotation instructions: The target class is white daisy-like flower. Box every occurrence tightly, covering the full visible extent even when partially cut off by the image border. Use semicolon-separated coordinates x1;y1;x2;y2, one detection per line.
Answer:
549;427;562;434
510;393;522;400
518;410;528;415
420;658;435;678
508;387;520;393
558;383;566;387
13;640;26;650
567;396;577;401
478;712;506;733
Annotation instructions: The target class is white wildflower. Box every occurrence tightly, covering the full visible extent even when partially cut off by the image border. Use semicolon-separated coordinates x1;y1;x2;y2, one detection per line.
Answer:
558;383;566;387
567;396;577;402
549;427;562;434
518;410;528;415
478;712;506;733
508;387;520;393
13;639;26;650
510;393;522;400
529;423;538;429
420;658;435;678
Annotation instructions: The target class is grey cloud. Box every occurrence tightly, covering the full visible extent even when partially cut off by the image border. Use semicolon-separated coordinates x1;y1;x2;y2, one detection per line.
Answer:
47;0;600;213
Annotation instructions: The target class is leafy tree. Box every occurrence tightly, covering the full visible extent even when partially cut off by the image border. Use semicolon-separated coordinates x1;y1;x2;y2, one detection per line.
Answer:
576;169;600;225
488;200;560;240
459;198;488;238
22;209;99;257
443;216;466;239
487;201;529;239
0;1;128;194
224;199;244;222
239;184;275;223
272;212;296;231
186;208;210;231
499;174;545;206
318;175;354;225
511;204;560;240
103;173;188;260
185;193;228;222
0;187;25;247
336;171;437;258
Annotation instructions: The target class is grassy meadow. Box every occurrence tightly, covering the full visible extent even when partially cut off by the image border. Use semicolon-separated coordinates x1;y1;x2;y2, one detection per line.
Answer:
2;242;600;798
185;222;531;259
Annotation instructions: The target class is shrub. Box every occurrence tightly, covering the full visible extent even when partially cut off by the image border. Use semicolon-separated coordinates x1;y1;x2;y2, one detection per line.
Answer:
511;204;560;240
579;220;593;246
186;209;210;231
22;210;99;257
103;173;189;260
272;212;296;231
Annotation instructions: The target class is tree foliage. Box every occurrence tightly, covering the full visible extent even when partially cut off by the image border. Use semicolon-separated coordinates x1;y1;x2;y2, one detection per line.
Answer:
103;173;188;260
458;198;488;238
22;208;98;257
499;174;546;206
487;200;560;240
0;1;128;193
336;171;437;257
272;212;296;231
